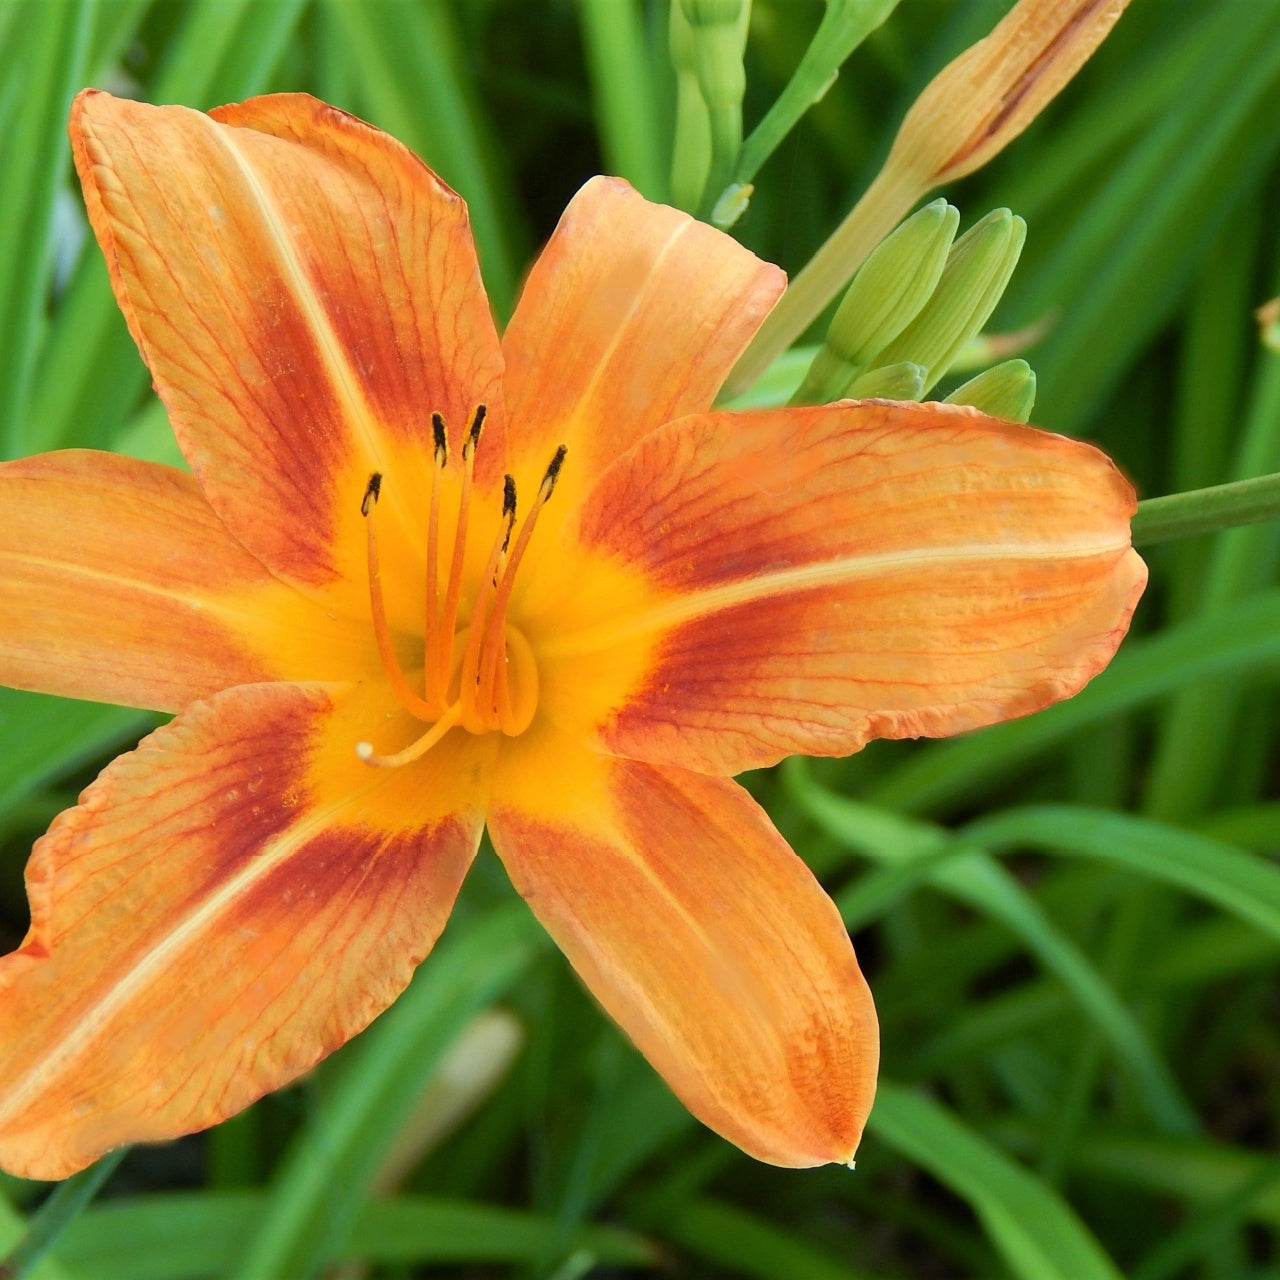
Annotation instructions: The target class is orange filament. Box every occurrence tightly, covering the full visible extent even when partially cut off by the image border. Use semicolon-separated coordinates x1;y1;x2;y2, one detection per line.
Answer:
422;411;447;716
357;702;463;768
358;414;564;765
475;446;566;726
459;477;517;735
362;474;436;722
432;405;484;708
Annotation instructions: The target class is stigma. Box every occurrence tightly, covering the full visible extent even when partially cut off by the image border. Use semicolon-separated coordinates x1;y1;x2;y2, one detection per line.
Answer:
356;406;566;767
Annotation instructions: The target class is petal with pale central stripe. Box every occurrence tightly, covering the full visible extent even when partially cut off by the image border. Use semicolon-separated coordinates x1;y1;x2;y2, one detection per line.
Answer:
0;682;488;1180
70;90;506;599
0;451;380;712
489;725;878;1167
501;176;784;513
544;401;1147;775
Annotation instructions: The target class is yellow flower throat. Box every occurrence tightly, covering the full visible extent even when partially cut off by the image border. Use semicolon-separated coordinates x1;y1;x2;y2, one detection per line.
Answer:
358;405;565;767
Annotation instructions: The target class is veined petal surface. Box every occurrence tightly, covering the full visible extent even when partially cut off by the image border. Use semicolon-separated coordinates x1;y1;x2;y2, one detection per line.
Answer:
489;727;877;1167
554;401;1146;775
0;682;487;1180
70;90;506;595
501;177;783;509
0;451;381;712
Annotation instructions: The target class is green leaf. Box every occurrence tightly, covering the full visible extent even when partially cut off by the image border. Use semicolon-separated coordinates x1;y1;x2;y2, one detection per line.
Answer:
658;1196;878;1280
967;805;1280;943
870;1083;1125;1280
56;1191;655;1279
225;904;551;1280
787;772;1197;1133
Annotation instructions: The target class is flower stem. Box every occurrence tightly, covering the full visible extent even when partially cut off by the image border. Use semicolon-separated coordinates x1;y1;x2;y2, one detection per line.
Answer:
0;1147;127;1280
1131;471;1280;547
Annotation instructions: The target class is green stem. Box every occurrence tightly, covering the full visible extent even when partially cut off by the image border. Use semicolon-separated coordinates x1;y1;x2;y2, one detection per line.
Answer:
579;0;667;201
0;1148;128;1280
1131;472;1280;547
732;0;900;191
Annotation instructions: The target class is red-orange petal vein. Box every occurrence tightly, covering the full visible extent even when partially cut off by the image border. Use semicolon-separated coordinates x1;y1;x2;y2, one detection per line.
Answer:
70;90;506;597
552;400;1146;775
489;727;878;1167
0;451;378;712
0;682;485;1180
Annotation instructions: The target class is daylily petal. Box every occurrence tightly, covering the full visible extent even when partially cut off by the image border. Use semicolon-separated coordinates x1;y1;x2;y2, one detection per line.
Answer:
70;90;506;596
545;401;1146;775
0;682;488;1180
489;726;877;1167
0;450;383;712
501;176;784;507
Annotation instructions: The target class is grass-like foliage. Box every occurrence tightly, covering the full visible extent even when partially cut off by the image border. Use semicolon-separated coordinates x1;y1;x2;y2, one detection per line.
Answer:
1;1;1278;1277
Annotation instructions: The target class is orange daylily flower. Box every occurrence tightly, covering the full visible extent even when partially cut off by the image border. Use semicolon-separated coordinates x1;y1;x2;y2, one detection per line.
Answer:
0;90;1146;1181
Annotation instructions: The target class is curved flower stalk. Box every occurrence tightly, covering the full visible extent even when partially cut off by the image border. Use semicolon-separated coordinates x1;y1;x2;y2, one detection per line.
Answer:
0;91;1146;1181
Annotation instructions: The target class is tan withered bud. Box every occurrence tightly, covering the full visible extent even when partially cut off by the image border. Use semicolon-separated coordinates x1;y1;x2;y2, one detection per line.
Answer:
1257;297;1280;354
887;0;1130;187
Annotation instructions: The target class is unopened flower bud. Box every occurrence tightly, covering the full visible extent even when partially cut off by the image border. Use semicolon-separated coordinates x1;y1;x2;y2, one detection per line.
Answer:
682;0;751;112
888;0;1130;188
795;199;958;404
874;209;1026;393
845;361;928;402
944;359;1037;422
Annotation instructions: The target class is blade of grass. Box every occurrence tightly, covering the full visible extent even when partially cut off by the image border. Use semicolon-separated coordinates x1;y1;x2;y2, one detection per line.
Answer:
0;1149;126;1280
0;1203;74;1280
0;691;155;819
786;769;1198;1134
27;0;312;456
579;0;666;201
967;806;1280;943
1144;353;1280;819
655;1197;878;1280
870;1082;1125;1280
56;1191;656;1279
323;0;524;320
226;904;550;1280
0;0;92;457
1008;4;1280;432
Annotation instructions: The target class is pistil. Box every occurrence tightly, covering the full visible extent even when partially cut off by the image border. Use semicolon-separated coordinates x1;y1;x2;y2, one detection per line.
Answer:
357;417;566;764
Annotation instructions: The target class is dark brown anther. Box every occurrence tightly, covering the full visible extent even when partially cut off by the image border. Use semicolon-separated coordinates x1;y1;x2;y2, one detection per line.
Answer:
431;412;448;464
463;404;487;460
361;472;382;517
541;445;568;500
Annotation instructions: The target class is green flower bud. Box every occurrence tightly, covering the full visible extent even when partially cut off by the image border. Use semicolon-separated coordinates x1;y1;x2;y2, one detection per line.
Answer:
844;361;928;402
873;208;1026;394
682;0;751;112
669;0;713;212
944;359;1037;421
793;199;958;404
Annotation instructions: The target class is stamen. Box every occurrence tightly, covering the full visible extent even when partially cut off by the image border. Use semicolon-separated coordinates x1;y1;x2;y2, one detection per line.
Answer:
362;473;436;722
459;475;518;734
422;412;448;716
357;701;462;768
476;447;567;718
434;404;487;703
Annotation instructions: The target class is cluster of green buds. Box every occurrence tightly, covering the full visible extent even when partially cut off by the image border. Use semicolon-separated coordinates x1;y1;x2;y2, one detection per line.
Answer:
792;200;1036;420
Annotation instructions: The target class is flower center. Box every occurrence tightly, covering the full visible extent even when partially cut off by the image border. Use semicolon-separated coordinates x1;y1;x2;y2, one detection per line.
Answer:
356;405;566;768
